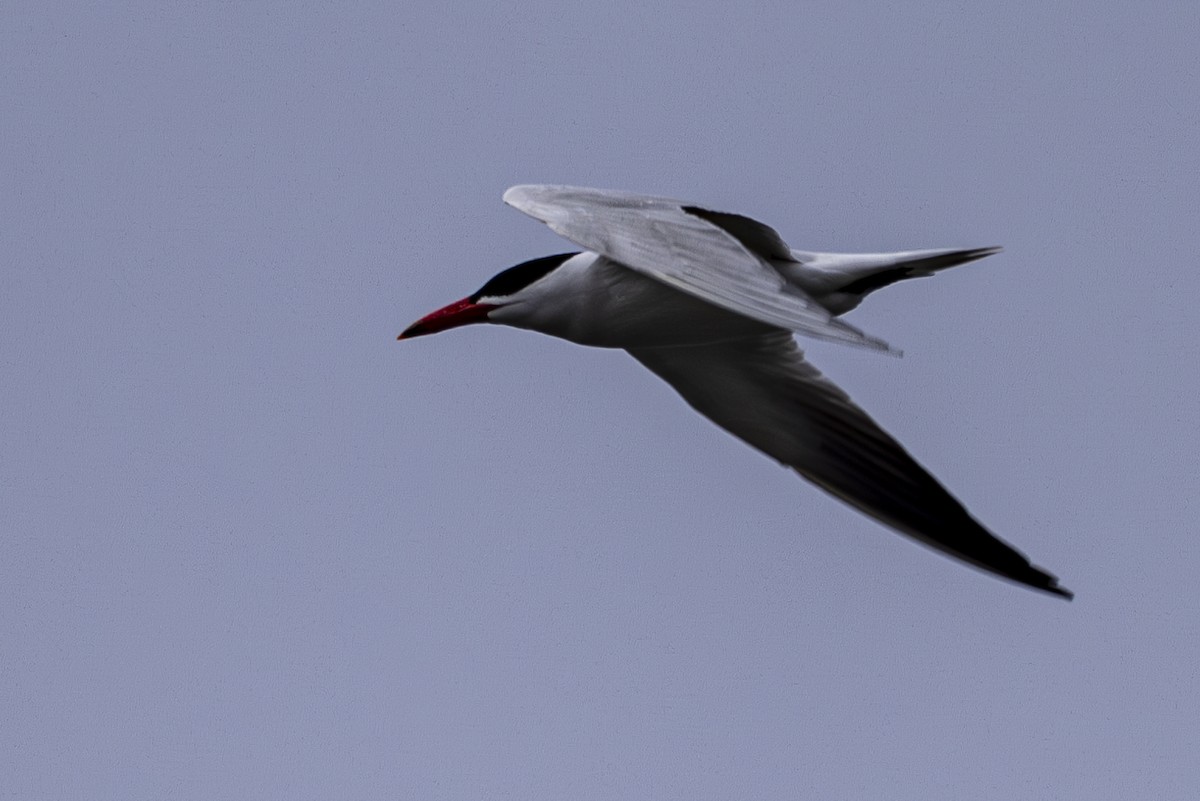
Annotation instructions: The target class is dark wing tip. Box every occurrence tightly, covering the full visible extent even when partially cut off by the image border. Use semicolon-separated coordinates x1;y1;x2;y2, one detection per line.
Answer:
1052;586;1075;601
1042;581;1074;601
1023;565;1074;600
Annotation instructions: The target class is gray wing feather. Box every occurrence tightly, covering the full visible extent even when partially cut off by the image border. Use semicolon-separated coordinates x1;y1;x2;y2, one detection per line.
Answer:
504;184;895;352
628;333;1072;598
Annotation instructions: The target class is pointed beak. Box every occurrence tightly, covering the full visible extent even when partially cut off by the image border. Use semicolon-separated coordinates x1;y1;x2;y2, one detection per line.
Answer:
398;297;497;340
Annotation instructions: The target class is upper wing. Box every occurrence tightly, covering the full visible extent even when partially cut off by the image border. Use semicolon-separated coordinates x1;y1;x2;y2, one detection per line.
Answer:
628;333;1072;598
503;184;895;353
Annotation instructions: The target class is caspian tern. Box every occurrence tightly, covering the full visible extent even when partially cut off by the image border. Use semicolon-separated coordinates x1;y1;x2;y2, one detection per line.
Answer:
400;185;1072;599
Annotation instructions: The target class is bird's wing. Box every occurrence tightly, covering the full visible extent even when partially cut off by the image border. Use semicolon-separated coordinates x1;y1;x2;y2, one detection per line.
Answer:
503;184;895;353
627;333;1072;598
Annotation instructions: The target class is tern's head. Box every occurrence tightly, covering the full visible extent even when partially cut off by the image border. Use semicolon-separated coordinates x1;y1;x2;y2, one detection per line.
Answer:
398;252;579;339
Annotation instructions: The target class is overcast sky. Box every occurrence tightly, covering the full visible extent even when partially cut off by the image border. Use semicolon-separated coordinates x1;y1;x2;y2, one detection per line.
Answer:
4;2;1199;798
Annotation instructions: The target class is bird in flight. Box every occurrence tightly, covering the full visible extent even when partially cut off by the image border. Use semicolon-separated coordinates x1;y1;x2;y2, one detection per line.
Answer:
399;185;1072;599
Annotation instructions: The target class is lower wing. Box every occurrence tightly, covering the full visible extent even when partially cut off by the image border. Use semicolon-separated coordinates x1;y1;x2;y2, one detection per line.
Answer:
628;333;1072;599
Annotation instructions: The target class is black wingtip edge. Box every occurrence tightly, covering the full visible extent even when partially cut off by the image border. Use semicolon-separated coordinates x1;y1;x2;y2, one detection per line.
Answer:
1046;584;1074;601
1021;562;1073;600
1034;576;1073;601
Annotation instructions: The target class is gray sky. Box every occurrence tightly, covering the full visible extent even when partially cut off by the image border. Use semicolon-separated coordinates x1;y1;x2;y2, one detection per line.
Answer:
3;2;1198;798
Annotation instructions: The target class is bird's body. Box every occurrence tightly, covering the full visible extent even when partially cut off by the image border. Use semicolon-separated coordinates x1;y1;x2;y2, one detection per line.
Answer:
488;253;774;348
400;185;1072;599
